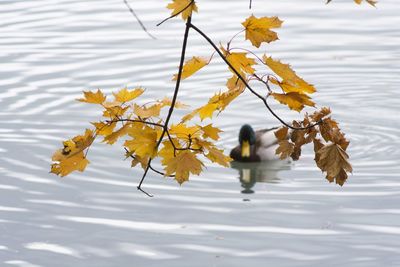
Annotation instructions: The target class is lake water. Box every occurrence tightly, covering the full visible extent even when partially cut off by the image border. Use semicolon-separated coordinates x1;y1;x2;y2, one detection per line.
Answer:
1;0;399;266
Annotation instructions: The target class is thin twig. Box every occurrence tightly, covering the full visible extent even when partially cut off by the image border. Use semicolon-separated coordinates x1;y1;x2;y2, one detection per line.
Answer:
252;73;272;93
124;148;175;177
228;47;265;65
157;0;195;26
249;0;253;9
189;22;321;131
226;29;245;49
123;0;156;39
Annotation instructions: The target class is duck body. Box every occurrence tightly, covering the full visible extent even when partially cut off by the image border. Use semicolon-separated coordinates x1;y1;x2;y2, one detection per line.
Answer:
230;124;282;162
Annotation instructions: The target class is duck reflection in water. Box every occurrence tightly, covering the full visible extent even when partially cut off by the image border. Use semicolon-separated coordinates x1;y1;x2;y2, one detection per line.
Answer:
230;161;291;194
230;124;291;194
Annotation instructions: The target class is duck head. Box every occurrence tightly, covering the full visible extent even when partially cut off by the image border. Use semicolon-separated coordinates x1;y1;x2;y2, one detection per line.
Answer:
239;124;256;158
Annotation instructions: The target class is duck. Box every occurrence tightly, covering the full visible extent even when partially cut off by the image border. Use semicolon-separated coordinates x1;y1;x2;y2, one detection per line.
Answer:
230;124;284;162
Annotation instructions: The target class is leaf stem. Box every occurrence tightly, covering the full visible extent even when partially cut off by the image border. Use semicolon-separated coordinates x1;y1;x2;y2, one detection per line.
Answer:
157;0;195;26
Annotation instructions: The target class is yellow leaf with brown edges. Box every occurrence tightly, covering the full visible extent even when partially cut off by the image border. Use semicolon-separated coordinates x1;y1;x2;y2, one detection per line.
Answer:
113;88;144;103
173;56;208;80
271;92;315;112
77;89;106;104
164;150;203;184
167;0;198;21
242;15;283;48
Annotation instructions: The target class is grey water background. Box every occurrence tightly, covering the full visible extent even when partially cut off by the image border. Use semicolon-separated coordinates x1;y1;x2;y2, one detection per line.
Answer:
1;0;399;266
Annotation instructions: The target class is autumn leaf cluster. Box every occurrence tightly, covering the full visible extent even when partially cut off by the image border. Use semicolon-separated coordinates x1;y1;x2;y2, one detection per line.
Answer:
51;88;231;184
274;108;352;185
50;0;371;189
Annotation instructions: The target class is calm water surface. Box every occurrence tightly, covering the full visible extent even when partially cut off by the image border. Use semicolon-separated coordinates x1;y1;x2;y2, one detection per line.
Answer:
0;0;399;266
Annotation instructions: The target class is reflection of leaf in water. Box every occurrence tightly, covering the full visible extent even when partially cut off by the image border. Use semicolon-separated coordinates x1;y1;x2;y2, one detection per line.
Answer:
230;161;291;194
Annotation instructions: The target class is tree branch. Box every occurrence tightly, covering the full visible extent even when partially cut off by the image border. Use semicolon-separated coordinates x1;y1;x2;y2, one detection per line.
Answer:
136;16;193;196
189;22;321;131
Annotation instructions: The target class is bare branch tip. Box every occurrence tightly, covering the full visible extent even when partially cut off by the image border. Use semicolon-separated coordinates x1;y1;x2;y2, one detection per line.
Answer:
137;186;153;197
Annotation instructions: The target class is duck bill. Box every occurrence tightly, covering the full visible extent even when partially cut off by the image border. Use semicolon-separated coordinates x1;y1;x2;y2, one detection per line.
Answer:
241;141;250;158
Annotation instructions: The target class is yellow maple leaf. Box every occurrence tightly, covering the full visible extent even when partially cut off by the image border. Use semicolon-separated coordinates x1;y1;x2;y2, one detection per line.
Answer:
133;103;161;118
201;124;222;140
181;108;199;123
113;88;144;103
242;15;283;48
226;75;246;91
103;105;129;119
271;92;315;112
72;129;95;150
103;123;132;144
160;97;189;109
198;103;219;120
170;123;201;140
222;47;256;77
125;126;158;158
159;139;179;166
51;129;94;176
173;56;208;80
77;89;106;104
264;56;316;94
51;152;89;177
164;150;203;184
182;87;244;122
206;146;232;167
167;0;198;21
130;154;150;170
92;122;116;137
